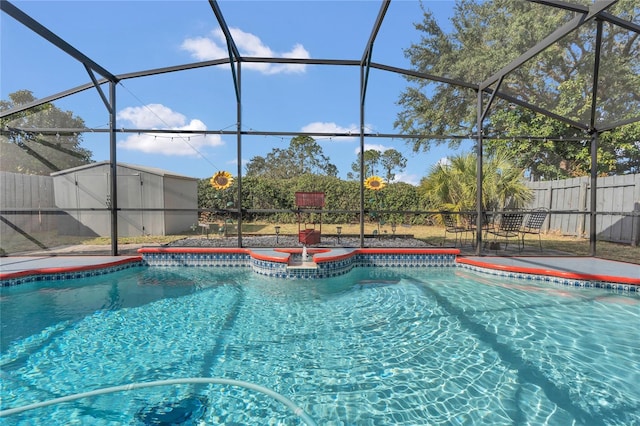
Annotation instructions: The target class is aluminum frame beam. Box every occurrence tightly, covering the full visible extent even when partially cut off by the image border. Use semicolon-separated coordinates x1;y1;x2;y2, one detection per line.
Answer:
599;115;640;133
360;0;391;106
484;88;590;131
588;19;604;256
0;58;473;120
361;0;390;65
209;0;241;103
208;0;244;246
2;0;634;132
480;76;504;123
358;0;390;247
0;0;117;82
108;82;118;255
529;0;640;33
480;0;618;90
1;126;588;142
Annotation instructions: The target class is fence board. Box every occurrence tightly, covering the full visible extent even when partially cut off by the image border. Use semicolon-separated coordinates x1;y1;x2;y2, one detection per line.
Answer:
1;171;57;244
526;173;640;245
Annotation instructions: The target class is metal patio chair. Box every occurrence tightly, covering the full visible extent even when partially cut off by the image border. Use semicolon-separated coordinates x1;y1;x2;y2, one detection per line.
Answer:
465;212;494;247
520;208;549;251
441;212;471;247
487;212;524;252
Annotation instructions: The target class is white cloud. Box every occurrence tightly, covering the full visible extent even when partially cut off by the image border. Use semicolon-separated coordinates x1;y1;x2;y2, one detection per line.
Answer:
392;172;420;186
180;36;228;61
354;143;390;154
117;104;186;128
181;28;310;75
117;104;224;156
301;121;358;138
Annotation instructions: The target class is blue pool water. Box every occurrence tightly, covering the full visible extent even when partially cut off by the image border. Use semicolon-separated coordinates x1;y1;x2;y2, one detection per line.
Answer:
1;267;639;425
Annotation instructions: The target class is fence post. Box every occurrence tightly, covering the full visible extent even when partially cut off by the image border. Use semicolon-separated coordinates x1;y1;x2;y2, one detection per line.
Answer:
577;180;588;237
633;174;640;246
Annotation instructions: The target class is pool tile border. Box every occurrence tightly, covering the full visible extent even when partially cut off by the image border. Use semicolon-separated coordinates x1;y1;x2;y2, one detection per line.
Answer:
0;257;144;287
456;257;640;292
138;247;460;279
1;249;637;292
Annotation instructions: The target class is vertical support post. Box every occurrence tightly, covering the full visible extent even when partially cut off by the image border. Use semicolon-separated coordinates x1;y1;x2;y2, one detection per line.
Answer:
236;62;243;248
109;81;118;256
475;77;503;254
589;132;598;255
633;175;640;246
357;0;388;248
475;90;483;255
546;186;553;232
578;180;588;237
588;19;603;256
359;63;366;248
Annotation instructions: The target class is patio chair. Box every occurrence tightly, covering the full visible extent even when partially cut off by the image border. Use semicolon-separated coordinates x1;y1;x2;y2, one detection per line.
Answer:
520;208;549;251
465;212;494;246
441;212;471;247
487;212;524;252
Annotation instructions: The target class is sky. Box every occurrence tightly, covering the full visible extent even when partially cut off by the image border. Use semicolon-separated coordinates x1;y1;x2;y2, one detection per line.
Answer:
1;0;473;185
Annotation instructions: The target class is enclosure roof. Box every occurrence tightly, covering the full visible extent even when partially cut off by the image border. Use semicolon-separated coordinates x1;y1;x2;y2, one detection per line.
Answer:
1;0;639;136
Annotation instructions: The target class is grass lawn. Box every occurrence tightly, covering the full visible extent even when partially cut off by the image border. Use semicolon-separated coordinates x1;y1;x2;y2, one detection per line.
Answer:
3;222;637;264
73;222;640;265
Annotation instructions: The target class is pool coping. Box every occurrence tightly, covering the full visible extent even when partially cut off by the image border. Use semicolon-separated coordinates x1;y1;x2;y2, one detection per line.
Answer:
1;248;639;290
137;247;460;279
457;256;640;286
0;256;144;285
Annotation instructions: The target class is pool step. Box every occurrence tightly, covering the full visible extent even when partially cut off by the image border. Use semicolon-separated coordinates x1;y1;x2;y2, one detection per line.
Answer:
286;260;318;270
287;253;318;269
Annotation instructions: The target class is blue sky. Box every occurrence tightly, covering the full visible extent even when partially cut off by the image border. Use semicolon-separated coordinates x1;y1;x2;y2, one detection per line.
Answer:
1;1;472;184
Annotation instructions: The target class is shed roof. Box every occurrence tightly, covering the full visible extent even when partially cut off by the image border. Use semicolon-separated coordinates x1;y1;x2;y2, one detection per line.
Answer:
50;161;197;180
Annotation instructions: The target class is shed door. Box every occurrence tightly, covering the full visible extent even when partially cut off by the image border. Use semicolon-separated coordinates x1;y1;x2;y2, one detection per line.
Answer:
75;173;110;236
116;174;144;236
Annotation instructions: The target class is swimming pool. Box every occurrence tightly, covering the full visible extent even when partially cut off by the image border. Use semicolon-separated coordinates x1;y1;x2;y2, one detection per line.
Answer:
1;266;638;424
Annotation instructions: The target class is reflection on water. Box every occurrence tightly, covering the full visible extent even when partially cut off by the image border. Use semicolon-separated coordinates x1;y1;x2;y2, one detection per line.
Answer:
1;267;638;425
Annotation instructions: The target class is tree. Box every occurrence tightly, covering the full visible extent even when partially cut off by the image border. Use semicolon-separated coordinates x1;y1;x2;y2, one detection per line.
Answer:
419;151;532;212
0;90;93;175
245;135;337;178
380;149;408;182
348;149;381;180
397;0;640;178
348;148;408;181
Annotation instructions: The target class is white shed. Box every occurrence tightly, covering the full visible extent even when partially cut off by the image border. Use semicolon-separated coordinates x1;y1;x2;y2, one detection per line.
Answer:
52;162;198;237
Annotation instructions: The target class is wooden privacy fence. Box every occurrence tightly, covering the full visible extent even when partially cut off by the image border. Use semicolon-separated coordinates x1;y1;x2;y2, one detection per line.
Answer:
2;172;640;248
526;173;640;246
0;171;56;238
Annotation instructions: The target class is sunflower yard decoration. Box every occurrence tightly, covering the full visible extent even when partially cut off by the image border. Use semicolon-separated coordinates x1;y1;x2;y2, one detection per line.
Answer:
364;175;385;191
210;171;233;190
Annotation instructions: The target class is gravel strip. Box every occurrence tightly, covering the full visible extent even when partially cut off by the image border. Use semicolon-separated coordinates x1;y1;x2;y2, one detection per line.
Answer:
166;235;434;248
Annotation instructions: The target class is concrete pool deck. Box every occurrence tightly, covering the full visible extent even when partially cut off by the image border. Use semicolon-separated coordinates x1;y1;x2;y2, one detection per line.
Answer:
457;256;640;286
1;250;639;287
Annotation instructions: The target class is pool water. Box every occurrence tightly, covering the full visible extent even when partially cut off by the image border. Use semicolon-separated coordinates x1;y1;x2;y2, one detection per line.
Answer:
1;267;639;425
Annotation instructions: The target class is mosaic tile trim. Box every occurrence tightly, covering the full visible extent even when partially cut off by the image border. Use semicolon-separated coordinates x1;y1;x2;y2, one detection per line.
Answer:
251;258;288;278
143;252;251;268
136;251;459;280
354;253;457;268
250;253;457;279
457;263;639;293
316;258;354;278
0;260;144;287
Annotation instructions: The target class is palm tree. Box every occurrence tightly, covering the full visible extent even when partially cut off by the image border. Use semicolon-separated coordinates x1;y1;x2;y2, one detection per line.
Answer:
483;149;533;210
420;151;532;215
